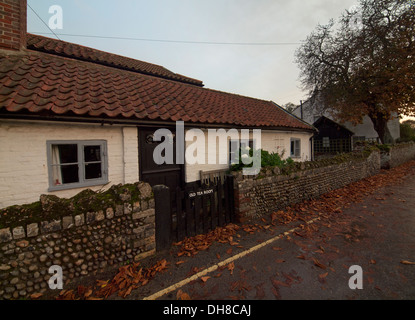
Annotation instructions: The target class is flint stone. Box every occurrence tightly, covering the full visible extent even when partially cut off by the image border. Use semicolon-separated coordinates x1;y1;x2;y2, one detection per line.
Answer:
12;226;25;240
0;228;12;243
114;205;123;217
106;207;114;219
139;183;152;199
0;264;11;271
62;216;74;229
124;203;132;215
16;240;29;248
74;214;85;226
96;211;105;222
26;223;39;238
86;212;96;224
41;220;61;234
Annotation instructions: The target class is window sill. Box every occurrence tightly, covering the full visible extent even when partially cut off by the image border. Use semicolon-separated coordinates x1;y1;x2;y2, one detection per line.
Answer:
48;180;110;192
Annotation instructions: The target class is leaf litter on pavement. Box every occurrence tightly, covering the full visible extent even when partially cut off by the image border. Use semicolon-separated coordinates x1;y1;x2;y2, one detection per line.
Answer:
171;161;415;300
54;259;169;300
39;161;415;300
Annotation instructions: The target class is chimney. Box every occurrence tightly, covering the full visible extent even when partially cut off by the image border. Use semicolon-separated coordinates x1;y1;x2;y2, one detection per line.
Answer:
0;0;27;51
300;100;304;120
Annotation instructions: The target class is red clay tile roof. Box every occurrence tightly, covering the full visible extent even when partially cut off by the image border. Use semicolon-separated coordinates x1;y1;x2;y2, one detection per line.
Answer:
27;34;204;87
0;39;314;131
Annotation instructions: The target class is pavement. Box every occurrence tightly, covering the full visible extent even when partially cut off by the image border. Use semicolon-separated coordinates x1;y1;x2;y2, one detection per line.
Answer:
48;161;415;303
117;161;415;301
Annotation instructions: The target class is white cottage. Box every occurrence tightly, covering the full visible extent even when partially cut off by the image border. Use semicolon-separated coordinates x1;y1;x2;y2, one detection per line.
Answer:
0;0;315;209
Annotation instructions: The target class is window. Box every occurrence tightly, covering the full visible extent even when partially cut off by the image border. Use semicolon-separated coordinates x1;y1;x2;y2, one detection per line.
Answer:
47;141;108;191
240;139;254;151
323;137;330;148
290;138;301;158
229;139;254;165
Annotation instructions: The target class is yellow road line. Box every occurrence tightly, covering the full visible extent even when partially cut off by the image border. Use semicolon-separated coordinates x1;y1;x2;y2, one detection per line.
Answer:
143;216;320;300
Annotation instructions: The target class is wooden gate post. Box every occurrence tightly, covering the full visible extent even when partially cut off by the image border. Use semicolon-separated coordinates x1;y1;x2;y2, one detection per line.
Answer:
153;185;172;251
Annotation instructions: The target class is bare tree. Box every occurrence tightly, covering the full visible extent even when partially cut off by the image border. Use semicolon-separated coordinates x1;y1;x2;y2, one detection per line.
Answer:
296;0;415;143
282;102;297;113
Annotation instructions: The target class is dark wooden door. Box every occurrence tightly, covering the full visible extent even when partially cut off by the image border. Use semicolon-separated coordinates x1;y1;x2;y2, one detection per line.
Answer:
139;127;184;195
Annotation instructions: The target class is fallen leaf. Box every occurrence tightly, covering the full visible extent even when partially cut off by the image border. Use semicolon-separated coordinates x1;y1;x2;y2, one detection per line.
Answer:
271;287;281;299
201;276;211;283
313;258;327;269
77;285;87;297
227;262;235;275
271;278;290;288
176;260;186;266
318;272;329;284
401;260;415;265
96;280;109;288
177;289;191;300
86;296;104;300
84;289;93;298
30;293;43;300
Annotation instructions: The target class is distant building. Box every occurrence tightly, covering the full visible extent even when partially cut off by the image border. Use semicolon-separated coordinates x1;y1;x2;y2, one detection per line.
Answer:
292;98;400;149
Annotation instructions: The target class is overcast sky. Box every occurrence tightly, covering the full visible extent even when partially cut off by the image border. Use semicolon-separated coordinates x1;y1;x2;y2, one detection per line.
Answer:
27;0;360;107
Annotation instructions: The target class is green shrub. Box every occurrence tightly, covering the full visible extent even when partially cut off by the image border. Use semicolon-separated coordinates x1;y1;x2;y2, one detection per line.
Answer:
230;148;294;172
399;123;415;142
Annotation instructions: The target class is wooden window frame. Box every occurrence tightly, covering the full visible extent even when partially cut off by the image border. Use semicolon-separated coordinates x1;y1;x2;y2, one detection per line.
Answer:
46;140;108;191
290;138;301;158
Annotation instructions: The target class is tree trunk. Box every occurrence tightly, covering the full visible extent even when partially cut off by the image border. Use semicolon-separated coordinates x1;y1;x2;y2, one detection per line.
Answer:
369;112;393;144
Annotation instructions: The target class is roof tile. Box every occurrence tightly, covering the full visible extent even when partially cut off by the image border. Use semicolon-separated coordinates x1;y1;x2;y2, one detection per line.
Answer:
0;45;313;131
27;34;204;87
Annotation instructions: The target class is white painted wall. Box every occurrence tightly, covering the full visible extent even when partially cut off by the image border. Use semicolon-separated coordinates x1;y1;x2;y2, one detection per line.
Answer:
0;120;313;208
184;128;313;183
261;130;313;162
0;120;139;208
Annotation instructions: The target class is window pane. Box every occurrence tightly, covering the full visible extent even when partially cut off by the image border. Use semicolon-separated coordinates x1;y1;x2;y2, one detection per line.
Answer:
51;165;62;186
61;164;79;184
51;144;79;185
290;139;301;157
295;140;301;157
84;145;101;162
54;144;78;164
85;163;102;180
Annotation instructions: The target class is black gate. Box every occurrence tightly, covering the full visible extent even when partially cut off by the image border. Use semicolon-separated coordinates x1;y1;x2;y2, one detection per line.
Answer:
153;175;235;251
